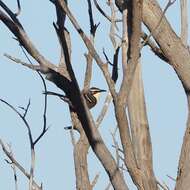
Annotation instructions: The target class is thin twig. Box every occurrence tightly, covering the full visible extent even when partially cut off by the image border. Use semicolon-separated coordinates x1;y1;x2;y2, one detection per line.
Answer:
119;164;128;172
166;174;176;182
157;180;169;190
141;32;169;63
29;148;35;190
180;0;188;46
111;127;120;166
105;182;112;190
96;46;119;127
83;0;98;90
93;0;121;22
96;45;120;127
96;93;112;127
112;145;124;154
12;162;18;190
87;0;98;36
4;53;42;71
23;99;31;118
43;91;73;108
103;49;113;66
163;181;170;190
0;0;22;27
0;99;33;145
0;99;35;190
108;0;118;50
20;47;49;146
6;144;18;190
91;172;100;188
15;0;21;16
0;139;41;190
112;46;120;83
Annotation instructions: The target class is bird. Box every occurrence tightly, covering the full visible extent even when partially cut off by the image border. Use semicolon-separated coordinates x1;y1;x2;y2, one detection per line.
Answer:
44;87;106;109
83;87;106;109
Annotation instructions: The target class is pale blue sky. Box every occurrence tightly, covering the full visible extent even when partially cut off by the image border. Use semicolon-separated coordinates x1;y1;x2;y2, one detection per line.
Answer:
0;1;189;189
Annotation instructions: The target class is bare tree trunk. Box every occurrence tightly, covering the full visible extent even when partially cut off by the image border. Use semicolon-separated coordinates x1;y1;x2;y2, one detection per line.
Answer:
175;94;190;190
128;63;157;190
70;111;92;190
74;135;91;190
113;1;158;189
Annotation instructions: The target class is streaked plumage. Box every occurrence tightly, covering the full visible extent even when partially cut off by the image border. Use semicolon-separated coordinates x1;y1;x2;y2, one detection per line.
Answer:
83;87;106;109
44;87;106;109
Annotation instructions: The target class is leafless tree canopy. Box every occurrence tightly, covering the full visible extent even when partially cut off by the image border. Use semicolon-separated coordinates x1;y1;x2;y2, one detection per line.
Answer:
0;0;189;189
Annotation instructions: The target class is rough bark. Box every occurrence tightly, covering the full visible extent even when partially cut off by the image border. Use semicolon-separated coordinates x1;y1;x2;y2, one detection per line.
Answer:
128;63;157;190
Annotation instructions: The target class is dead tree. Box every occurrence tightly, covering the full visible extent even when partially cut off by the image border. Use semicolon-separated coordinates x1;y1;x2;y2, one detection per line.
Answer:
0;0;189;189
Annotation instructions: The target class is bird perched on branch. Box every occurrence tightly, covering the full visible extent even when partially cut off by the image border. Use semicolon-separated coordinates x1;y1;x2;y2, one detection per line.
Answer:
83;87;106;109
44;87;106;109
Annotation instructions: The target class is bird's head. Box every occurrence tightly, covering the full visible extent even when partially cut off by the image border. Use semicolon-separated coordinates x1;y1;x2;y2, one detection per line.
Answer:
89;87;106;101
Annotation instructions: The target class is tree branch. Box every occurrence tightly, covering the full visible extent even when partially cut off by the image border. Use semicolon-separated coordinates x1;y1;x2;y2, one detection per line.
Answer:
5;144;18;190
180;0;188;46
93;0;121;23
0;0;22;27
15;0;21;16
0;139;41;190
57;0;117;102
141;0;177;48
128;63;157;189
83;0;99;90
141;32;169;63
0;99;35;190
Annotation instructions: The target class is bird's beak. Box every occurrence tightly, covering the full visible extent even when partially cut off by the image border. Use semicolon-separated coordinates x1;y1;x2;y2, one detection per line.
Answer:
99;89;106;92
